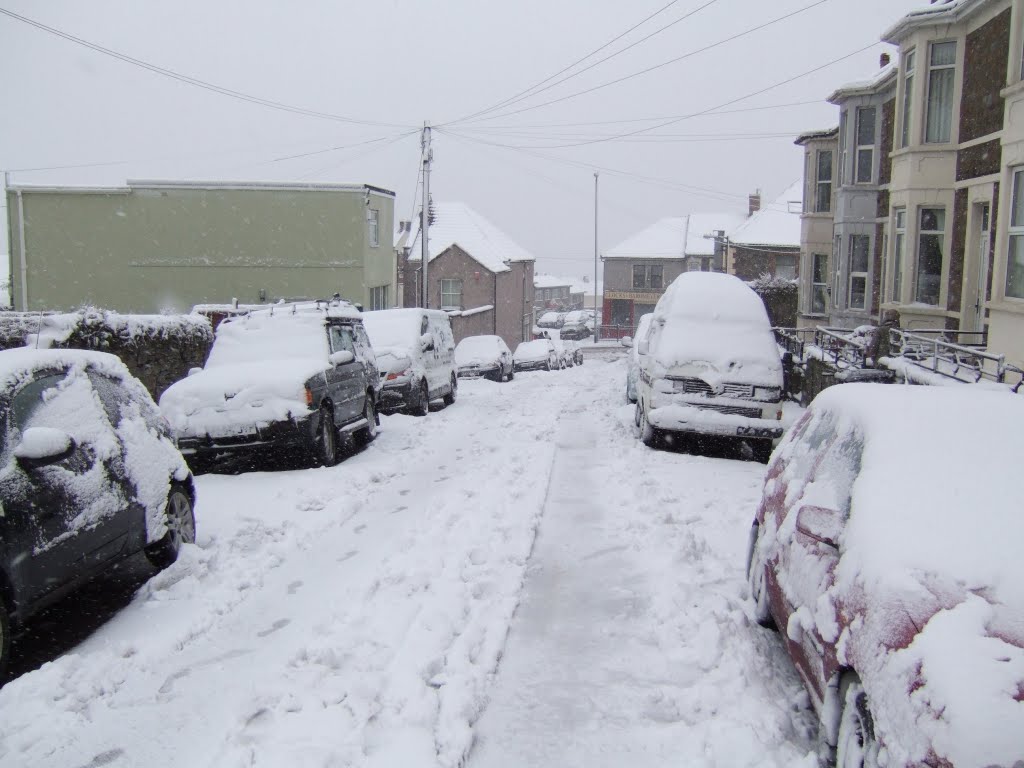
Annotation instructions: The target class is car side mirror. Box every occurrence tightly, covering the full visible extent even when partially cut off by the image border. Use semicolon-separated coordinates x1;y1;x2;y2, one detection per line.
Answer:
187;367;203;377
14;427;76;468
420;334;434;352
621;336;634;348
329;350;355;366
795;505;842;549
637;340;650;356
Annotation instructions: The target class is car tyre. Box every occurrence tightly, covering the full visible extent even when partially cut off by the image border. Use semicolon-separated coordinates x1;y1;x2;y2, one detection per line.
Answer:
638;402;658;448
411;380;430;417
443;374;457;406
752;439;774;464
507;367;514;381
745;522;776;629
145;485;197;569
316;405;339;466
836;674;879;768
355;392;377;446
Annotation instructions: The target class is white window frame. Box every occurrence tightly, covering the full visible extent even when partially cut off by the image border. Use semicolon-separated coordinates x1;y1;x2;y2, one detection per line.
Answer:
848;234;871;310
855;107;876;184
368;208;380;248
369;284;389;311
838;111;848;186
440;278;462;310
924;41;956;144
892;208;907;302
900;49;915;149
1005;168;1024;300
815;149;833;213
915;207;946;305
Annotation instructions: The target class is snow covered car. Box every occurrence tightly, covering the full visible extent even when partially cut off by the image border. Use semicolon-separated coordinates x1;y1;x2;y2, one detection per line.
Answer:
634;272;783;460
362;308;457;416
455;335;514;382
160;301;379;470
535;311;565;330
746;384;1024;768
559;310;592;341
0;348;196;678
513;339;559;372
624;312;654;403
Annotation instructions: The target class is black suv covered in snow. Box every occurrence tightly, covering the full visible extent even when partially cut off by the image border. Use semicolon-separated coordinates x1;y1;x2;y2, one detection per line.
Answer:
160;300;380;470
0;349;197;679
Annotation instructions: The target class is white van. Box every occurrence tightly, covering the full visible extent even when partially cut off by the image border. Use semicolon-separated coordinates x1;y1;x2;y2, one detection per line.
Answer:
634;272;784;461
362;309;457;416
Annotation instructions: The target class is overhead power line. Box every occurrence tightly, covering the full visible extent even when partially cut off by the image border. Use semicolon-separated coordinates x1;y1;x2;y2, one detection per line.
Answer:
463;0;832;125
449;0;721;126
447;0;683;125
0;6;412;129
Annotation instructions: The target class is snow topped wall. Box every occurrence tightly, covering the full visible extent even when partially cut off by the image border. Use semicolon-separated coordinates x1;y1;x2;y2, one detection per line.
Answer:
0;308;213;400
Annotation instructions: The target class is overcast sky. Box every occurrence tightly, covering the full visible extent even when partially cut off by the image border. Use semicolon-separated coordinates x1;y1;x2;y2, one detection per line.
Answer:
1;0;925;282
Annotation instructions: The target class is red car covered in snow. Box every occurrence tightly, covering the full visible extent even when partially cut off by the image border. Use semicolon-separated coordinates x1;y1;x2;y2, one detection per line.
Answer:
746;383;1024;768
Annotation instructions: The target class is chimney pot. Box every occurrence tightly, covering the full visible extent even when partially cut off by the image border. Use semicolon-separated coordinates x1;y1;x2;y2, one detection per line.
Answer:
748;193;761;217
880;52;891;68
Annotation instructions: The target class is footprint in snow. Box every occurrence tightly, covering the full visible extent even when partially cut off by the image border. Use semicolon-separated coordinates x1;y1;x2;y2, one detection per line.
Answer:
338;550;358;563
287;580;303;594
73;749;125;768
257;618;291;638
392;505;407;514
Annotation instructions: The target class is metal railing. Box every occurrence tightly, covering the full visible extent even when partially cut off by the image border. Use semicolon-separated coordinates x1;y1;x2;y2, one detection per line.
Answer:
888;329;1024;390
598;323;639;340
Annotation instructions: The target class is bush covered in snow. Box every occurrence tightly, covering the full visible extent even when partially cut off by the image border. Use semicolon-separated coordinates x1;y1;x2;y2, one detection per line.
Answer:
748;274;798;327
0;308;213;399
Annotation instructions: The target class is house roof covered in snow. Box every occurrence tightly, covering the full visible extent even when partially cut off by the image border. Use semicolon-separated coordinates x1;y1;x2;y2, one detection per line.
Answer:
827;64;897;103
404;202;535;274
604;213;745;260
729;181;803;249
882;0;984;43
794;127;839;146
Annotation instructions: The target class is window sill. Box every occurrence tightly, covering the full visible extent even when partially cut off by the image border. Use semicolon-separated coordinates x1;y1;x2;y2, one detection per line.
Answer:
1000;80;1024;99
987;299;1024;315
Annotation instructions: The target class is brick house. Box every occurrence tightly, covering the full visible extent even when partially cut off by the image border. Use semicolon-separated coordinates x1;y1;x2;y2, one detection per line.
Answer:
795;127;839;328
880;0;1016;341
400;202;535;349
601;213;744;337
727;183;803;281
533;274;584;313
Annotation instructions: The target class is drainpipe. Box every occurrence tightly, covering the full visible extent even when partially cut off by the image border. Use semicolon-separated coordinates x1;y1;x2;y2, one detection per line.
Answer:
494;271;498;336
16;187;27;311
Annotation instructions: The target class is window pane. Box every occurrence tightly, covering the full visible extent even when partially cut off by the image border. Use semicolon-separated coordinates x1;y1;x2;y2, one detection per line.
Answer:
632;265;645;289
1011;170;1024;228
856;149;873;183
856;107;876;145
817;151;832;182
850;236;870;272
813;254;827;283
901;73;914;147
1006;235;1024;299
916;235;944;305
893;232;904;301
849;276;867;309
921;208;945;232
817;181;831;213
811;285;828;314
649;266;663;291
931;41;956;66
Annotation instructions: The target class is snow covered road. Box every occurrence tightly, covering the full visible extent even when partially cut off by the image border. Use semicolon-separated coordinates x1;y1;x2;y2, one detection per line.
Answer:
0;356;817;768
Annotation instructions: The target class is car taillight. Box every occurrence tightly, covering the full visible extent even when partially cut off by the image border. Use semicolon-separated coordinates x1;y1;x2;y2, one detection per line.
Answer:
304;386;314;407
386;369;408;381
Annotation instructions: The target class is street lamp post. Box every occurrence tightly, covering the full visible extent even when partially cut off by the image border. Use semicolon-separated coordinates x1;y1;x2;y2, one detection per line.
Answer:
593;172;599;344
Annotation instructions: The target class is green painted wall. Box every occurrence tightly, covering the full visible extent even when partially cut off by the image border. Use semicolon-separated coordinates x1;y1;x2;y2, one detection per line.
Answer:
6;183;395;312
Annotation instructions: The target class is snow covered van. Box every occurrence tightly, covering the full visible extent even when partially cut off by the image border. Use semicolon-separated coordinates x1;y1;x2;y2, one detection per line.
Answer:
361;309;457;416
160;300;380;470
634;272;784;461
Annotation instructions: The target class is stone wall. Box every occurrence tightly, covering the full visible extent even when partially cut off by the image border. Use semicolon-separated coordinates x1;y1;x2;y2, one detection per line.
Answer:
0;308;213;401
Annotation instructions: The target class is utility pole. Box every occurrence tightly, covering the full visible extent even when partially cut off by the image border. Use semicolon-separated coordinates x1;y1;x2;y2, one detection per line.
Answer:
421;122;432;309
593;171;599;343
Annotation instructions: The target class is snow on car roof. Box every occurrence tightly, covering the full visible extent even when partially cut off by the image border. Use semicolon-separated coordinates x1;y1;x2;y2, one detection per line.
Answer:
362;308;443;350
0;347;135;393
205;304;344;368
799;383;1024;766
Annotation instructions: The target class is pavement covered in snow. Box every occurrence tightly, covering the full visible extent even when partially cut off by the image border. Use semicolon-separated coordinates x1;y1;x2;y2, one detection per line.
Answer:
0;355;817;768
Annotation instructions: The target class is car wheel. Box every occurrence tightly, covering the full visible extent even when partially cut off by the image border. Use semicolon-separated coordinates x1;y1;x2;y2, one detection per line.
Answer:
411;380;430;417
745;522;776;629
507;367;514;381
0;599;10;682
443;374;457;406
836;674;879;768
638;402;658;447
545;361;551;372
316;404;338;466
355;392;377;446
145;485;197;569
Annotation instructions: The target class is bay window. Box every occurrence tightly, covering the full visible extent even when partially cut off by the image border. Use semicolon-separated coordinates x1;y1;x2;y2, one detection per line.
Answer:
815;150;833;212
855;107;876;184
925;41;956;144
1006;169;1024;299
892;209;906;302
849;235;870;309
811;254;828;314
915;208;945;305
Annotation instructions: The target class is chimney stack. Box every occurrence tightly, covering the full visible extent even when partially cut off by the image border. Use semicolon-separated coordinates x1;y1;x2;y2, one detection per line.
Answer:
880;52;891;68
748;192;761;217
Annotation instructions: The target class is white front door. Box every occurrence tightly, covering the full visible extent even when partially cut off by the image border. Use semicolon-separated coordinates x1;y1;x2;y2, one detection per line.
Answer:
966;203;991;335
